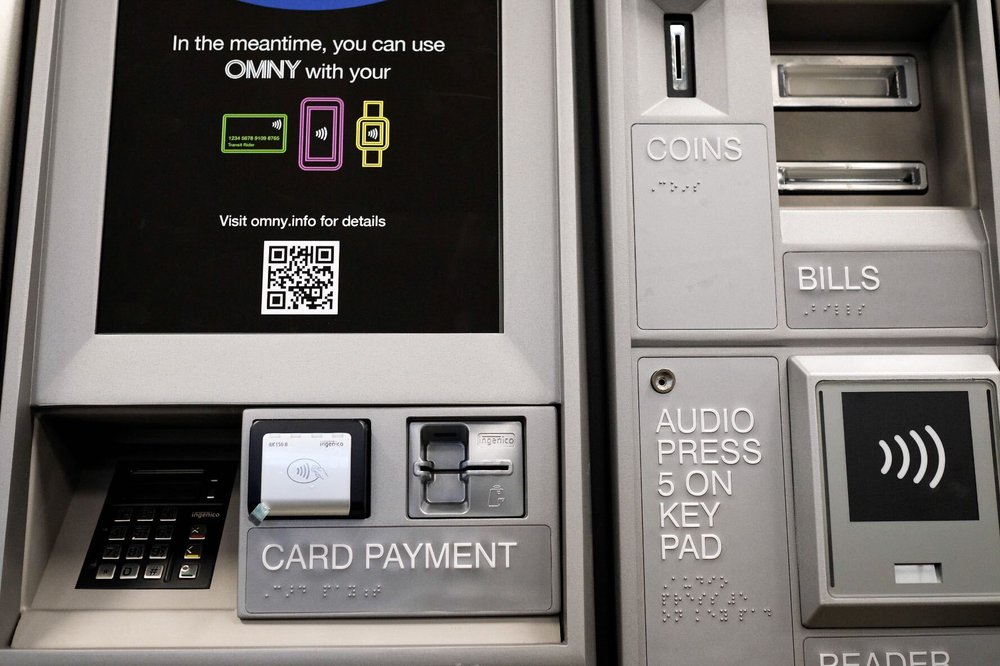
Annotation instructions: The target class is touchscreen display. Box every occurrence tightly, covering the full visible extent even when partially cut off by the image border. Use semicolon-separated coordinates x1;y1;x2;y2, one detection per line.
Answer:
97;0;501;333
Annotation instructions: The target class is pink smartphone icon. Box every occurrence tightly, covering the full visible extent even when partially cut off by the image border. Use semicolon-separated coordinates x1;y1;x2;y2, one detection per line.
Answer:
299;97;345;171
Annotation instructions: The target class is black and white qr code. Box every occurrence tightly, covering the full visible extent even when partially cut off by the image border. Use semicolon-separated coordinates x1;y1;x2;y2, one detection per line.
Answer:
260;241;340;315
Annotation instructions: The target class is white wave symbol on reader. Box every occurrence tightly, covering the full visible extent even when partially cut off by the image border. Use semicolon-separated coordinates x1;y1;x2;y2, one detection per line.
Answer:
287;458;329;484
877;425;946;489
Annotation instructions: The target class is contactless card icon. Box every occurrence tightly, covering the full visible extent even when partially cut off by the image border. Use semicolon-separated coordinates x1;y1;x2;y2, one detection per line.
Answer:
356;100;390;167
221;114;288;153
299;98;345;171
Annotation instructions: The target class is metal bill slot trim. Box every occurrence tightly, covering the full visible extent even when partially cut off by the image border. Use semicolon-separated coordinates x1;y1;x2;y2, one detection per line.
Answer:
772;55;919;109
777;162;928;193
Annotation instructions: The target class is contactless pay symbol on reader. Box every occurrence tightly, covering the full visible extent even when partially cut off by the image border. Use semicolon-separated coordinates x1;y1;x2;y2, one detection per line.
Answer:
877;426;947;489
287;458;328;484
842;391;980;523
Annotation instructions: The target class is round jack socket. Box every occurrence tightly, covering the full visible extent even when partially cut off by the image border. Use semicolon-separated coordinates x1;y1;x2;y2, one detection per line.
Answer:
650;369;676;394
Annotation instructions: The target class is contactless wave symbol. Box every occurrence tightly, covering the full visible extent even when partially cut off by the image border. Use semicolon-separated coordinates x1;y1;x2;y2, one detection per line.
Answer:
315;126;329;141
366;127;379;140
877;425;947;489
272;118;283;130
287;458;329;484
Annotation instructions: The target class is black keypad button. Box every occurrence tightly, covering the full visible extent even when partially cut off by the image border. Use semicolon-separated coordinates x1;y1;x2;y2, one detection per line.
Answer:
108;526;127;541
135;507;156;522
101;545;121;560
154;525;173;541
120;564;139;580
144;564;164;580
184;544;203;560
96;564;116;580
159;507;178;522
188;524;207;540
125;544;145;560
112;508;133;523
132;525;151;540
178;563;199;579
149;544;169;560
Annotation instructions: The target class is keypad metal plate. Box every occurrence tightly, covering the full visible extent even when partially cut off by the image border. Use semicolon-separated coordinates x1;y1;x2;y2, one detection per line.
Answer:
76;461;235;589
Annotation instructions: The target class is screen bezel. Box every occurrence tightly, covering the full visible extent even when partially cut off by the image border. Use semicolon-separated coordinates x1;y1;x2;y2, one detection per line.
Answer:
33;0;561;406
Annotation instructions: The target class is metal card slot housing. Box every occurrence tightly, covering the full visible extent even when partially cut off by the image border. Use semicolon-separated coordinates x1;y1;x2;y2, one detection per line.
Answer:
773;55;919;109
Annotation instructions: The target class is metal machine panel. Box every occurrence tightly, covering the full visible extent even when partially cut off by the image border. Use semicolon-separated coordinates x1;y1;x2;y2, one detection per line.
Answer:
637;357;793;665
784;251;988;329
632;124;778;330
244;525;554;615
804;635;1000;666
789;355;1000;627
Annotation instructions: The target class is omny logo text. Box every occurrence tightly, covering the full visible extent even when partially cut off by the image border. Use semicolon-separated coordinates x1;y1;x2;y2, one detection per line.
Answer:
262;540;519;571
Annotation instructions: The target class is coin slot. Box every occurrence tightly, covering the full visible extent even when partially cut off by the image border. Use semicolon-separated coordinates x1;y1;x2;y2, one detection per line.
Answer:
664;15;695;98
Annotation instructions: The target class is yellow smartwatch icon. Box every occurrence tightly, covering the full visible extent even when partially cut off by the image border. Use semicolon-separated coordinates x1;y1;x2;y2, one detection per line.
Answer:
356;101;390;168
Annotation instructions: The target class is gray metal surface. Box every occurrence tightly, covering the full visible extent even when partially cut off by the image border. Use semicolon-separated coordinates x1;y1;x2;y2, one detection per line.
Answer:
637;357;793;665
244;525;554;615
789;355;1000;628
596;0;1000;657
631;123;777;330
804;635;1000;665
238;407;561;620
784;251;988;329
819;381;1000;601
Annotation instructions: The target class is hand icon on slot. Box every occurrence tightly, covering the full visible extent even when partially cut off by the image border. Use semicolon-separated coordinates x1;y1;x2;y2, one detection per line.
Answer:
488;484;506;508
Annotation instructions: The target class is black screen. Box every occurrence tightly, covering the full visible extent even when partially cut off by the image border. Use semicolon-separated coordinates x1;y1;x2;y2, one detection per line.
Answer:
841;391;980;522
97;0;501;333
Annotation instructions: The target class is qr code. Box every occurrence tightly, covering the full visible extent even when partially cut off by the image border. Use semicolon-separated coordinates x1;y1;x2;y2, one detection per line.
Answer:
261;241;340;315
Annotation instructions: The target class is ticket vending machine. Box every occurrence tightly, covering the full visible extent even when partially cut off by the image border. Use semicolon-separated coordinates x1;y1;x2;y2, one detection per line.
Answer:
0;1;594;663
594;0;1000;663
